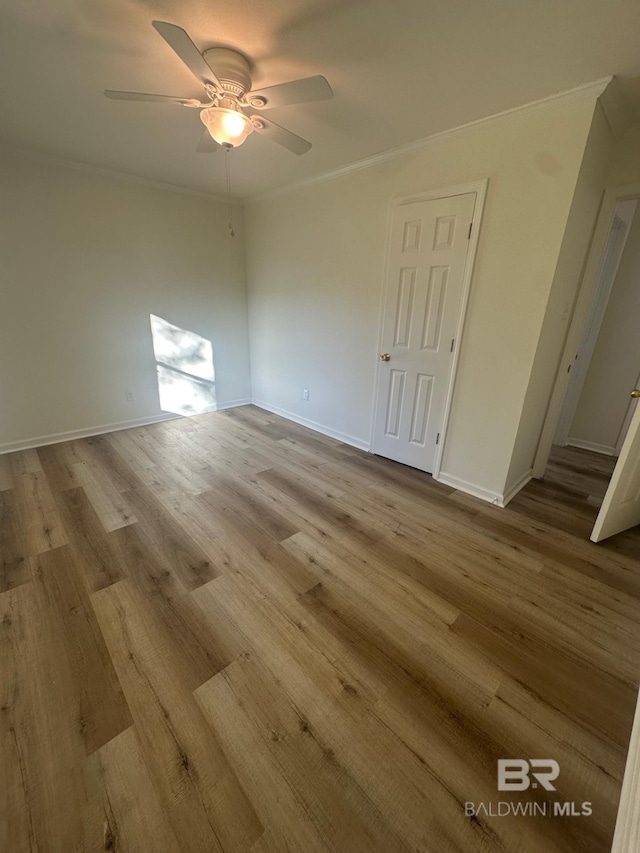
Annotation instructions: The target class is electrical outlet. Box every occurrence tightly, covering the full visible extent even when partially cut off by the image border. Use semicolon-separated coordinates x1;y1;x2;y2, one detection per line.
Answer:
303;389;309;401
125;390;135;402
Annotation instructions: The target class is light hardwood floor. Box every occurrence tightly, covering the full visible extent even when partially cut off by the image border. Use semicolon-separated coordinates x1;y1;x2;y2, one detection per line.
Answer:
1;409;639;852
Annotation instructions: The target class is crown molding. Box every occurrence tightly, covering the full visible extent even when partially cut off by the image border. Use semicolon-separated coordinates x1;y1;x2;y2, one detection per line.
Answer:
0;76;613;206
0;141;234;206
246;77;613;204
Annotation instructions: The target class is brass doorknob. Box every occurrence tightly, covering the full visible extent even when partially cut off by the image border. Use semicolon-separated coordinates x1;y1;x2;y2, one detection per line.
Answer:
380;353;391;362
632;389;640;398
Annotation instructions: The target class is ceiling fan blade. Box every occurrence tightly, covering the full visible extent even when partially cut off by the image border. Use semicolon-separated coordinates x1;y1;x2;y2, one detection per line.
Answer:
104;90;202;107
152;21;223;92
196;130;219;153
247;75;333;109
251;116;312;155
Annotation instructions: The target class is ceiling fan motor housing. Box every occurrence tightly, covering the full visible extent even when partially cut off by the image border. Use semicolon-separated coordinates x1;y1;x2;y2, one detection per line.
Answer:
203;48;252;97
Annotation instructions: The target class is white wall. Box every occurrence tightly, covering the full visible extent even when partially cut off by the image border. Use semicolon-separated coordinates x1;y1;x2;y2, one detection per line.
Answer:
0;150;251;451
505;101;617;489
569;209;640;453
245;91;599;500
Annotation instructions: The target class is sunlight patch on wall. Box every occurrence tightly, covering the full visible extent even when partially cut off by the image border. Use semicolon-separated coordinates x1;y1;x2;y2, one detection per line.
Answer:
150;314;216;416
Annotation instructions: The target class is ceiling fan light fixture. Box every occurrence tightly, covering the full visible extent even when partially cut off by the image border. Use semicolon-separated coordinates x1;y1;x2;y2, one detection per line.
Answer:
200;106;253;147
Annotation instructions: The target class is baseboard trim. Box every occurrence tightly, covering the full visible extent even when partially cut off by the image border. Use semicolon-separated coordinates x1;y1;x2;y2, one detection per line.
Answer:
252;399;370;452
566;437;617;456
434;469;532;508
434;472;503;506
0;413;179;455
216;398;253;411
0;399;252;455
501;469;534;507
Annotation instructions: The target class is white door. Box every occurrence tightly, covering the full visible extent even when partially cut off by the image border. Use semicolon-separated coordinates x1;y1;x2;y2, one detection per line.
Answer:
372;192;476;473
615;371;640;455
591;389;640;542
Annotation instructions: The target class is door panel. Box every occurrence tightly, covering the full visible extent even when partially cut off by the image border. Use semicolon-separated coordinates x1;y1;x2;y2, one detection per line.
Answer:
408;374;433;445
372;193;475;473
394;269;416;346
384;370;406;438
591;396;640;541
422;266;448;350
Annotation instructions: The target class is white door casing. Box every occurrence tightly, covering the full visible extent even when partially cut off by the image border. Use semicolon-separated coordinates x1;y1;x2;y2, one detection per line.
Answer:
591;390;640;542
555;206;635;447
372;191;476;474
533;182;640;480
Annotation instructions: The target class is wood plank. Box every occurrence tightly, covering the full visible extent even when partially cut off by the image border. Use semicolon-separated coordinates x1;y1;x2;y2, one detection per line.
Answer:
88;726;183;852
0;417;638;852
197;653;412;853
449;491;640;598
9;448;44;476
36;545;133;753
283;530;461;632
0;455;15;491
193;494;319;598
76;434;145;492
120;485;219;590
452;610;637;747
209;572;510;852
37;441;83;492
12;467;68;555
197;471;299;544
257;467;384;548
144;486;226;564
0;583;35;853
106;429;157;471
0;580;106;851
0;491;32;593
290;542;501;713
92;579;263;853
72;459;138;532
55;487;126;593
107;523;230;691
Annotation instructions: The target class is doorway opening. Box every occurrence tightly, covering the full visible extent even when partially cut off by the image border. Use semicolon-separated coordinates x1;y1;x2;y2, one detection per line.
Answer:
535;182;640;542
555;198;638;457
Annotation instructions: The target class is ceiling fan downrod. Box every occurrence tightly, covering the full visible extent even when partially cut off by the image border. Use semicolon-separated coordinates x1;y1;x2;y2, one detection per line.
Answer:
224;146;235;238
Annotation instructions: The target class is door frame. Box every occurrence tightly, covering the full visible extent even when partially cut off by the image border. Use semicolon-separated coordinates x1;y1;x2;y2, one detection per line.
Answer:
533;181;640;478
554;205;635;448
369;178;488;477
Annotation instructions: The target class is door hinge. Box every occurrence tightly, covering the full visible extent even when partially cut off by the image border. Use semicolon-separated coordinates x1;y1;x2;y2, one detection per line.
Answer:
450;338;455;353
436;433;440;445
468;221;473;239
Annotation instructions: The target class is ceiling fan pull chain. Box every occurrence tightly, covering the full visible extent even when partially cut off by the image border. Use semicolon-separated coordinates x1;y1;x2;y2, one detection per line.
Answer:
224;145;235;238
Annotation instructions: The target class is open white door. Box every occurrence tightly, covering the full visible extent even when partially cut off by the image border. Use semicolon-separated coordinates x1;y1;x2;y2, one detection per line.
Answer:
591;389;640;542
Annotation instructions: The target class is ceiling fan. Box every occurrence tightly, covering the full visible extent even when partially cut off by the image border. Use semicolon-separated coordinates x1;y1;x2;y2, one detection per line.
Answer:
104;21;333;155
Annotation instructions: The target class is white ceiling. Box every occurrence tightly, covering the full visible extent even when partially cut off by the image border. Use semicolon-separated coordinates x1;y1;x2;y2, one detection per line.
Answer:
2;0;640;199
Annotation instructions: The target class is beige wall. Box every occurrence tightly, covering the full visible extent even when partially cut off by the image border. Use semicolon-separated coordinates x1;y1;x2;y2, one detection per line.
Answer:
506;102;616;490
0;150;251;451
569;210;640;453
246;93;599;500
609;118;640;186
